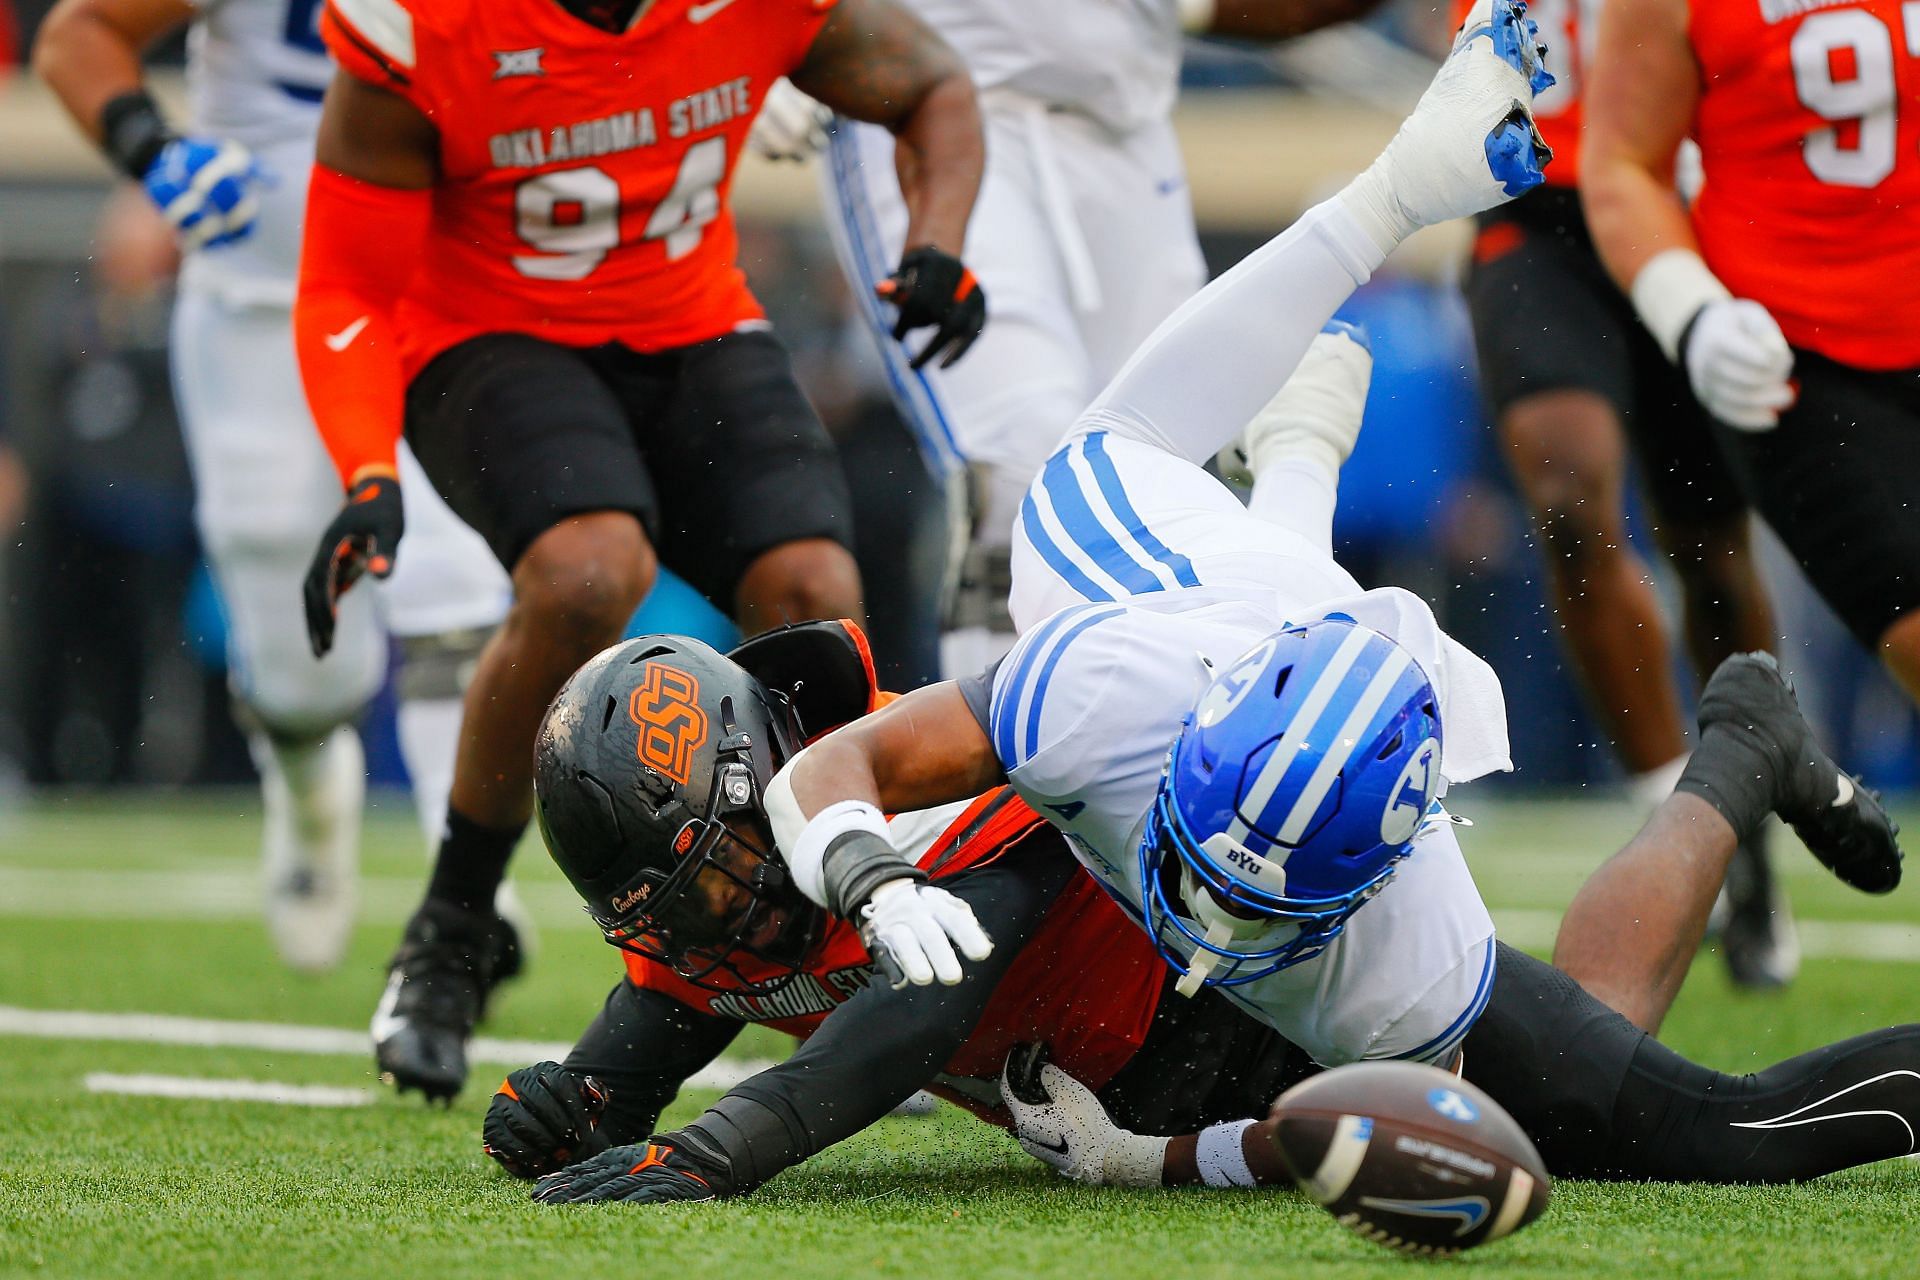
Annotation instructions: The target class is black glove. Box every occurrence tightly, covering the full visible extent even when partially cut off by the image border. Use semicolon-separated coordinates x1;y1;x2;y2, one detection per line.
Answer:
531;1139;717;1205
877;245;986;370
302;470;404;657
482;1062;611;1180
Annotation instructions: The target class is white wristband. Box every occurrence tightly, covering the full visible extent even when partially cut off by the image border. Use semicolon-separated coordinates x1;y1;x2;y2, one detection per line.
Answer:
785;800;890;909
1629;248;1732;363
1178;0;1216;33
1195;1119;1258;1188
1103;1131;1173;1188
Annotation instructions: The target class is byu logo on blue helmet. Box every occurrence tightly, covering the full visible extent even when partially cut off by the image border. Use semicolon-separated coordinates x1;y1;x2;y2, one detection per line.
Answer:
1195;638;1277;728
1427;1086;1480;1123
1379;737;1440;846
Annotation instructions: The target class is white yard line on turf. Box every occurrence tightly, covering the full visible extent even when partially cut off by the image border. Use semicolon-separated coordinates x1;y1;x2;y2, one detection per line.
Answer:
0;1005;769;1088
1492;909;1920;962
85;1073;375;1108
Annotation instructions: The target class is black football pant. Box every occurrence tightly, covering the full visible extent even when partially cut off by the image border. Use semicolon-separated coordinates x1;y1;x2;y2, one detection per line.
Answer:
1109;943;1920;1184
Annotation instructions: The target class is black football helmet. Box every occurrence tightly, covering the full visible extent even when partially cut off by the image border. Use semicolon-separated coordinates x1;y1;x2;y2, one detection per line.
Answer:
533;634;819;996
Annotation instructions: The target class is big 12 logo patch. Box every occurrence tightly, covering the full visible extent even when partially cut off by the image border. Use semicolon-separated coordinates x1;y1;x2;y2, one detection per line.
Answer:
629;663;709;786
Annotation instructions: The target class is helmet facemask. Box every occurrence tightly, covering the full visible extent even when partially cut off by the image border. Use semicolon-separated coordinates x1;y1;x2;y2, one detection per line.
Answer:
590;727;821;998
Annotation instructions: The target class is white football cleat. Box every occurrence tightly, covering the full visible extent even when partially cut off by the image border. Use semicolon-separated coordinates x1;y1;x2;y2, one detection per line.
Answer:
1240;320;1374;481
1342;0;1553;249
259;728;364;974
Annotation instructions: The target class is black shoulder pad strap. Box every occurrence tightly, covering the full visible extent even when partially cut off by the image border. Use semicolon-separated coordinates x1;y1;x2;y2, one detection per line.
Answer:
727;620;879;742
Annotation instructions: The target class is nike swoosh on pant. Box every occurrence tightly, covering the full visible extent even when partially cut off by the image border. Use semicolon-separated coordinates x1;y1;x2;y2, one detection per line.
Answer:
1728;1069;1920;1152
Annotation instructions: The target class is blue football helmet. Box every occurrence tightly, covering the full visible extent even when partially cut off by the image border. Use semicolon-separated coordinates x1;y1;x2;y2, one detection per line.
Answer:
1139;616;1444;991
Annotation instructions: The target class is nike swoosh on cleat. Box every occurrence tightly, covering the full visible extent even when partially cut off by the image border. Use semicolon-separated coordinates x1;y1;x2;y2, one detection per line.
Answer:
687;0;737;21
369;971;408;1046
1835;774;1855;806
1030;1135;1069;1156
325;315;371;352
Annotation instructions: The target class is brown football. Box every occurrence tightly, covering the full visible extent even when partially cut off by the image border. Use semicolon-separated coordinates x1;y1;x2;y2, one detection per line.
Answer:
1269;1061;1551;1257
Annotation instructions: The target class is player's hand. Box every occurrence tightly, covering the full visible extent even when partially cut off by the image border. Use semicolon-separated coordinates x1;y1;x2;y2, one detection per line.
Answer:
748;78;833;162
876;246;986;370
531;1140;716;1205
1000;1044;1167;1187
482;1062;611;1180
859;878;993;988
1681;298;1796;431
140;136;264;250
302;470;404;657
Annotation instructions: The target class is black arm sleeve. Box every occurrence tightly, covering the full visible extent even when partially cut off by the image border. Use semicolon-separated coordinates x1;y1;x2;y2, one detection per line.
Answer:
562;979;744;1145
666;828;1077;1195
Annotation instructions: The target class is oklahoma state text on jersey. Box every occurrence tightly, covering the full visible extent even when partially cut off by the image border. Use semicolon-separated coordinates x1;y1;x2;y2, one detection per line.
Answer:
629;789;1168;1098
1690;0;1920;368
322;0;837;377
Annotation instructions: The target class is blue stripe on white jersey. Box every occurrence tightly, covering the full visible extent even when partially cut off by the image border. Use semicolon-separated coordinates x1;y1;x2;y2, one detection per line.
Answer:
825;122;965;478
1081;433;1199;588
990;603;1125;771
1391;936;1496;1065
1020;432;1203;603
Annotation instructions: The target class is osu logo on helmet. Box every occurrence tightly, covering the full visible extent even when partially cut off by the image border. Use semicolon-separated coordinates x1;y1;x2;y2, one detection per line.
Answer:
628;662;709;785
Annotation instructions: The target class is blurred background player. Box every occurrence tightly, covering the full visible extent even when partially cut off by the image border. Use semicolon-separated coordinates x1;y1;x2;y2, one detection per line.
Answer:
31;0;513;974
299;0;988;1100
1456;0;1789;987
754;0;1388;675
1583;1;1920;813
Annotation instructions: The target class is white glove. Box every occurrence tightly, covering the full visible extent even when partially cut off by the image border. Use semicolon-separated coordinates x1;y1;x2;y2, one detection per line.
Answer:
1682;298;1796;431
999;1054;1168;1187
859;879;993;988
748;78;832;162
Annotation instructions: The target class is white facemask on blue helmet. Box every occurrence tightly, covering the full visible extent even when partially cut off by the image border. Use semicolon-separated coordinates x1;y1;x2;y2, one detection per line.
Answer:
1139;616;1444;994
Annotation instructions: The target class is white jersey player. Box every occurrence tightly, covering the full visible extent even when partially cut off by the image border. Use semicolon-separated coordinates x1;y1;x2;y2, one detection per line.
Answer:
762;0;1552;1065
753;0;1382;669
34;0;511;971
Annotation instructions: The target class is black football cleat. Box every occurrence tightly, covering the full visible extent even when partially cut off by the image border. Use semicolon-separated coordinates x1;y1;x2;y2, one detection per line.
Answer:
371;900;510;1103
1719;832;1800;989
1697;653;1903;895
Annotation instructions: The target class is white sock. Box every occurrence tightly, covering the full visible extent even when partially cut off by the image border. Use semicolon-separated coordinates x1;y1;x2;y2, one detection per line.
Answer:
1248;456;1339;558
1080;198;1388;466
1628;753;1690;812
396;696;464;847
251;728;360;842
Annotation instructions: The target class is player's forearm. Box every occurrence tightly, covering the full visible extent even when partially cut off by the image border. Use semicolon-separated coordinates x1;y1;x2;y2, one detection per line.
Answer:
1200;0;1385;41
33;6;148;142
293;165;428;486
1580;152;1701;297
1161;1117;1291;1187
891;73;984;257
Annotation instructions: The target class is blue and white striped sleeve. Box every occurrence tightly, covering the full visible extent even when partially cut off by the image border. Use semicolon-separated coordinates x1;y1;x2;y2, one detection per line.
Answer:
985;603;1130;781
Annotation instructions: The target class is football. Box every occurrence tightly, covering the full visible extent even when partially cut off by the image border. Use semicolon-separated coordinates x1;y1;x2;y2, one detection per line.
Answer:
1269;1061;1551;1257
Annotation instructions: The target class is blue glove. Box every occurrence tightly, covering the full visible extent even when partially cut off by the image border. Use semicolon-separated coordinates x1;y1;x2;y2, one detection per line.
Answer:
141;136;264;250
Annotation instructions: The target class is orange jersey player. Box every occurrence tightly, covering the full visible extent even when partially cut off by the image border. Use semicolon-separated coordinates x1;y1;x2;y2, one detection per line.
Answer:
1585;0;1920;708
1456;0;1784;985
293;0;988;1105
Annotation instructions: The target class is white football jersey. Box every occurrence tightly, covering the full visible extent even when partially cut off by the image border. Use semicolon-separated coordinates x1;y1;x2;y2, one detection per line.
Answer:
902;0;1183;134
178;0;330;303
987;430;1509;1066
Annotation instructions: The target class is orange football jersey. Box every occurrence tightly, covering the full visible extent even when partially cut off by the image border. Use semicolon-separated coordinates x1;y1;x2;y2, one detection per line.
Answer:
629;789;1167;1099
1690;0;1920;368
1458;0;1587;185
322;0;836;379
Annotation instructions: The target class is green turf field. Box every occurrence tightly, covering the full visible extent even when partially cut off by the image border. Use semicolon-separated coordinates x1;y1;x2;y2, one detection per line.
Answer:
2;792;1917;1279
